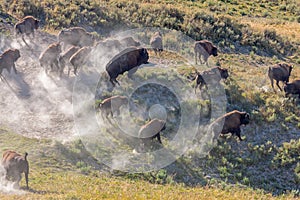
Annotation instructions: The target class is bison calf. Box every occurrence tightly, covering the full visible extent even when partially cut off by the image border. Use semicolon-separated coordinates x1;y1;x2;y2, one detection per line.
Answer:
106;47;149;87
97;95;128;119
138;118;166;151
194;40;218;66
1;150;29;189
268;63;293;92
0;49;21;76
284;79;300;99
209;110;250;141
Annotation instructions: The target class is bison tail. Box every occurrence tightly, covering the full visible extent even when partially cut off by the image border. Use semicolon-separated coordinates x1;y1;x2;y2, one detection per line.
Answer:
24;152;28;160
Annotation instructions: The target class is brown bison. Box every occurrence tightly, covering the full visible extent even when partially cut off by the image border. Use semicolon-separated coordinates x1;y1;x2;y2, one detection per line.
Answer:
0;49;20;76
59;46;81;77
69;46;92;75
58;27;95;49
93;39;123;60
192;66;229;93
14;16;39;39
120;37;140;48
268;63;293;92
1;150;29;189
106;47;149;87
97;95;128;118
138;118;166;151
194;40;218;66
39;42;62;74
284;79;300;99
150;32;163;55
209;110;250;141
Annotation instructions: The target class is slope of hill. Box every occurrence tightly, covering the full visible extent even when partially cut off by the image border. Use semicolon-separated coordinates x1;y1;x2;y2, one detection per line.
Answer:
0;0;299;199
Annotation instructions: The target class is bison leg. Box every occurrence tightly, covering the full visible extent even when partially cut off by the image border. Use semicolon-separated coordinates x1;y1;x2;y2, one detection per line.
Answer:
11;64;17;74
156;133;162;144
234;128;243;141
270;78;276;92
276;80;283;91
25;171;29;189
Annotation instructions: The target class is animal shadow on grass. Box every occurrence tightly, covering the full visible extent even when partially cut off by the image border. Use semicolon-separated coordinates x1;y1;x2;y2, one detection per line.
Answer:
25;187;59;195
1;71;31;99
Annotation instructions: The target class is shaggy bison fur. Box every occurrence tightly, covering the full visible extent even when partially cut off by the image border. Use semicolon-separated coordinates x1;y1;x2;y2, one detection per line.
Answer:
39;42;62;74
138;118;166;151
14;16;39;39
150;32;163;55
268;63;293;92
1;150;29;189
58;27;95;49
105;47;149;87
0;49;20;76
192;66;229;93
209;110;250;141
97;95;128;119
69;46;92;75
284;79;300;99
194;40;218;66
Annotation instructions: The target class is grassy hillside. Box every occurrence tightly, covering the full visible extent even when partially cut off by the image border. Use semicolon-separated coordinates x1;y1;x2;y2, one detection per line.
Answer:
0;0;299;199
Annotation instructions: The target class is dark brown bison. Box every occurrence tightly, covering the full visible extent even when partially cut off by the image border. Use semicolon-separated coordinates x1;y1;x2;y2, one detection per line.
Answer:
14;16;39;39
138;118;166;151
268;63;293;92
106;47;149;87
209;110;250;141
59;46;81;77
39;42;62;74
0;49;20;76
58;27;95;49
120;37;140;48
96;95;128;118
150;32;163;55
1;150;29;189
194;40;218;66
284;79;300;99
192;66;229;93
69;46;92;75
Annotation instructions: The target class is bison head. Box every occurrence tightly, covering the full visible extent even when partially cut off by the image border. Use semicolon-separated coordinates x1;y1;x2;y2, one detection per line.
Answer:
284;83;296;97
139;48;149;64
218;67;229;79
240;112;250;126
34;19;39;29
212;46;218;57
12;49;21;61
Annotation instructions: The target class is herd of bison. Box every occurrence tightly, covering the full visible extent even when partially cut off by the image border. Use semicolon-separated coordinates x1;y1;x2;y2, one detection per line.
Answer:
0;16;299;190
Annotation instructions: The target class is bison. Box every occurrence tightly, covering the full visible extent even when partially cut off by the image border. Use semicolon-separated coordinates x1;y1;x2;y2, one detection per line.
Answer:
96;95;128;119
58;27;95;50
39;42;62;74
14;16;39;39
194;40;218;66
138;118;166;151
120;37;140;48
284;79;300;99
106;47;149;87
69;46;92;76
192;66;229;93
1;150;29;189
59;46;81;77
208;110;250;141
150;32;163;55
268;63;293;92
0;49;20;77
